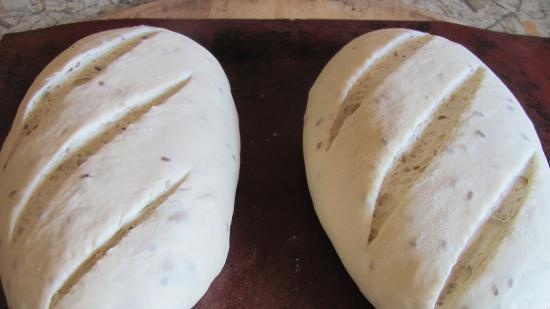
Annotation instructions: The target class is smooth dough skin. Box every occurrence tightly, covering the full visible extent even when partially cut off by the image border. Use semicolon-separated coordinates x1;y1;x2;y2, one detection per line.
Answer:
304;28;550;309
0;26;240;309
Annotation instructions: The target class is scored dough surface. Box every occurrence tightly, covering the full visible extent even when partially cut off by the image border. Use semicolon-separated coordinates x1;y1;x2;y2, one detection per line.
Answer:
0;26;240;309
304;28;550;309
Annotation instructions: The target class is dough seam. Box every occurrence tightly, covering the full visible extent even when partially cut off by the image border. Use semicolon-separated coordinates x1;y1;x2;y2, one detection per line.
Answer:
48;172;190;309
10;76;190;246
436;153;536;307
1;30;158;172
327;34;432;150
368;67;485;243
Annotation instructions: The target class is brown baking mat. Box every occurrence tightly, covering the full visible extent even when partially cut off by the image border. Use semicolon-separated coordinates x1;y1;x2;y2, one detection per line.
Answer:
0;20;549;309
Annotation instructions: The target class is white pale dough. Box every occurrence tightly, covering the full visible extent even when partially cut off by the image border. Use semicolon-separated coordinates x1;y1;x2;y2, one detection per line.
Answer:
0;26;240;309
304;29;550;309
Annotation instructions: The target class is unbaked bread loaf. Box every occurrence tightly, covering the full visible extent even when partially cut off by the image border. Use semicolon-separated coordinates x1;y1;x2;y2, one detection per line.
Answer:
304;28;550;309
0;26;239;309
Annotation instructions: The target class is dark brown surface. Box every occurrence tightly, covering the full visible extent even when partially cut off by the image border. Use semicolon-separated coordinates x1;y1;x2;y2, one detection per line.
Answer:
0;20;548;309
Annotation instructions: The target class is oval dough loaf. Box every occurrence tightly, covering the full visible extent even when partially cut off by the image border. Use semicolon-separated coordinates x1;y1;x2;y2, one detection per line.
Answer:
304;28;550;309
0;26;240;309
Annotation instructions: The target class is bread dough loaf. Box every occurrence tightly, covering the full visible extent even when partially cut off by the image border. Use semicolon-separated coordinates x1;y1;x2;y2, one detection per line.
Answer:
0;26;239;309
304;28;550;309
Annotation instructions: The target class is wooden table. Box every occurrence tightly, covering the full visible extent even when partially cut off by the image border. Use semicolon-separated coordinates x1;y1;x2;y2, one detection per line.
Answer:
103;0;452;22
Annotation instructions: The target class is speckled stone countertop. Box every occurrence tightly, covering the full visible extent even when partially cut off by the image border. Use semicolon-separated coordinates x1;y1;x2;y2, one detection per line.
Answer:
0;0;549;39
0;0;150;38
403;0;549;36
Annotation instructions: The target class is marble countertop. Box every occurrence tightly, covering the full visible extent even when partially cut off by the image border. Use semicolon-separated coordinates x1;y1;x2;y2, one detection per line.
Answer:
0;0;549;39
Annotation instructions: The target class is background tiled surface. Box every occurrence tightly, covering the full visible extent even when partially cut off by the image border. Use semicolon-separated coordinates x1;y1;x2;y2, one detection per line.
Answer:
0;0;549;39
